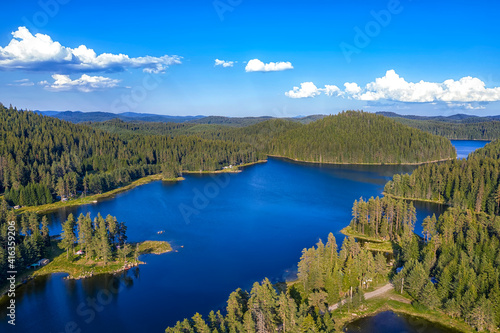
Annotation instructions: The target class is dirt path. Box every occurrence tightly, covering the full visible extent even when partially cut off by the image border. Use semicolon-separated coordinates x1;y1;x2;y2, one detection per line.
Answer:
328;283;394;311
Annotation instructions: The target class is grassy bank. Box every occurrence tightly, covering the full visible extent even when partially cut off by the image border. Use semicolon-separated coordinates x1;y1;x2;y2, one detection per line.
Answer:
267;155;455;166
0;239;172;301
16;161;267;215
331;288;473;332
183;159;267;174
32;240;172;280
382;192;446;205
341;226;394;253
17;174;185;215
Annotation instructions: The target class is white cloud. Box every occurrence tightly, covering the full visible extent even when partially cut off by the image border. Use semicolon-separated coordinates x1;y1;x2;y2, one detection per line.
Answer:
39;74;120;92
0;27;181;73
245;59;293;72
324;85;342;97
446;103;486;110
285;83;342;98
214;59;235;68
344;82;361;95
8;78;34;87
285;70;500;104
285;82;321;98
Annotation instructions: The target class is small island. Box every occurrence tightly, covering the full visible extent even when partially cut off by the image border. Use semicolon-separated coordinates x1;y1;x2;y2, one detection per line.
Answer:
33;240;172;280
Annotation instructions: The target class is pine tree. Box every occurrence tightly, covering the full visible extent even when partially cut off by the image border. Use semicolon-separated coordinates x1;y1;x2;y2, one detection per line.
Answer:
419;282;440;309
106;215;118;247
60;214;77;259
97;214;111;265
41;215;50;246
192;313;211;333
77;213;93;260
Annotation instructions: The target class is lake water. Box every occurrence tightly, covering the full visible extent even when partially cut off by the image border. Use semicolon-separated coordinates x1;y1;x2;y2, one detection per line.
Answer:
0;141;487;332
345;311;462;333
451;139;490;159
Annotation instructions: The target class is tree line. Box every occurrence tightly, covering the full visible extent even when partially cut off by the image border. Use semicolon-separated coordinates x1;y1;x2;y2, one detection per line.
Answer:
89;111;458;166
267;111;456;164
0;200;51;283
384;139;500;215
60;212;129;264
0;104;259;206
393;117;500;140
350;196;416;240
394;208;500;331
165;233;389;333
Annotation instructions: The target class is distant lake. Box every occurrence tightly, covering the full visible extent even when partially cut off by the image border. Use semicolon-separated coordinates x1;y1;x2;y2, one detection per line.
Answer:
451;139;490;159
0;141;484;333
345;311;462;333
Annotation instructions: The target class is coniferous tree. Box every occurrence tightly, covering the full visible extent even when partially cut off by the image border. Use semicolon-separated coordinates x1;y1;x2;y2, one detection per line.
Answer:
60;214;77;259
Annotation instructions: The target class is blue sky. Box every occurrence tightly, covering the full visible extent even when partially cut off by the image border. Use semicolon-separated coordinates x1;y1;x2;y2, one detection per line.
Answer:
1;0;499;117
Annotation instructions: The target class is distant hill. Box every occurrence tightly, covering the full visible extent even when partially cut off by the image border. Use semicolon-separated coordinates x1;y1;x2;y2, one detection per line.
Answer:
269;111;457;164
35;110;326;127
376;111;500;123
34;110;205;123
377;112;500;140
187;114;326;127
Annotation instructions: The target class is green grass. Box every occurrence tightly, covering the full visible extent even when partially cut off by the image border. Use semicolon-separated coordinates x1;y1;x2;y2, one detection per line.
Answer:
14;160;267;215
330;289;474;332
17;174;185;215
382;192;446;205
286;278;473;332
183;160;267;174
341;226;394;253
32;240;172;280
136;241;172;255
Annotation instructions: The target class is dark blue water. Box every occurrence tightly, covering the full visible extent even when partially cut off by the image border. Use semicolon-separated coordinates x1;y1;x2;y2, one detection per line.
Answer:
345;311;462;333
0;141;481;333
451;139;490;159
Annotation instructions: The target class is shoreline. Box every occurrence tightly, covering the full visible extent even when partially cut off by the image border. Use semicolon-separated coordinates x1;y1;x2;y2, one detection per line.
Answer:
16;174;185;215
0;241;172;299
16;160;268;215
32;240;173;280
182;159;268;175
382;192;447;205
335;301;472;333
267;155;455;166
340;226;394;253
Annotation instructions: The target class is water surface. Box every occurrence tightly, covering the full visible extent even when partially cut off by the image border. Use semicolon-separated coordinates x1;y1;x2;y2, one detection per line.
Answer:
0;141;482;333
451;139;490;159
345;311;462;333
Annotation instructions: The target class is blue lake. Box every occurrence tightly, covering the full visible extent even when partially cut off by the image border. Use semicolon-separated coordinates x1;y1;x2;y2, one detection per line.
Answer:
0;141;488;332
451;139;490;159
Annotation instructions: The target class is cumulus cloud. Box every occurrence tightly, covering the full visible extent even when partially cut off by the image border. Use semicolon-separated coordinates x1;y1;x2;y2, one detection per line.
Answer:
214;59;235;68
39;74;120;92
245;59;293;72
285;82;342;98
285;82;321;98
0;27;181;73
344;82;361;95
324;85;342;97
285;70;500;104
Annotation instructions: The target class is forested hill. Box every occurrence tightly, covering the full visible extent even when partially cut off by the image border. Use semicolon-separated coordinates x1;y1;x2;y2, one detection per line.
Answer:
36;110;203;123
0;104;259;206
377;111;500;123
268;111;457;164
389;117;500;140
384;139;500;215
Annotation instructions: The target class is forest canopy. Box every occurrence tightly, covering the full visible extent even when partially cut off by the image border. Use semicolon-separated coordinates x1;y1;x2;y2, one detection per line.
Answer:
266;111;457;164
